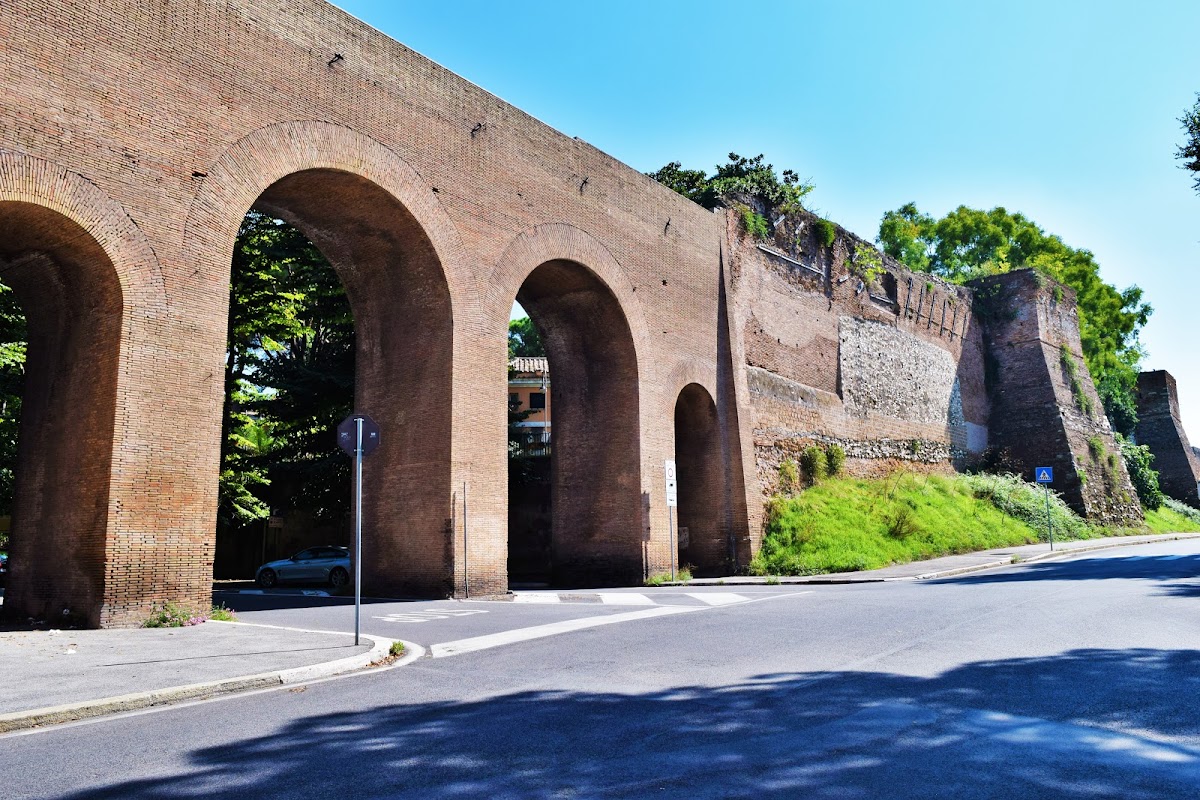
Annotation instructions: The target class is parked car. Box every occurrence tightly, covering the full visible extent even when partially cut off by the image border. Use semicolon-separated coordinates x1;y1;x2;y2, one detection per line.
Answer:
0;552;7;586
255;546;350;589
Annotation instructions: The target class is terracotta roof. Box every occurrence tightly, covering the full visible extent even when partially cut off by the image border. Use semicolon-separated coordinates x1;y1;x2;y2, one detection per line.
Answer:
509;357;549;375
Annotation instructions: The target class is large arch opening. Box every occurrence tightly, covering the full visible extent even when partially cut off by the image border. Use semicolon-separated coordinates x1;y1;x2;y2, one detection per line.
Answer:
510;260;642;587
0;202;124;626
674;383;727;577
216;169;454;598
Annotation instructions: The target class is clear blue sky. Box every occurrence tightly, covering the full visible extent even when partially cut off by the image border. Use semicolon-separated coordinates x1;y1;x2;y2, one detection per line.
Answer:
336;1;1200;440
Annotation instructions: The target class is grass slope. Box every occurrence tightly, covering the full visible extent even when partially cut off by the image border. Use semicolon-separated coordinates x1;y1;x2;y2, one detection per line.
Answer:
750;472;1200;576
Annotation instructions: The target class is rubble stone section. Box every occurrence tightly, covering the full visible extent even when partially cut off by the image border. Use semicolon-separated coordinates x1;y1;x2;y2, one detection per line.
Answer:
1135;371;1200;507
726;208;989;494
971;271;1142;524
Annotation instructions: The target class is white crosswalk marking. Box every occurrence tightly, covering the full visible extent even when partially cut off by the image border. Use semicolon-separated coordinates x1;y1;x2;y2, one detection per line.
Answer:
512;593;561;604
686;592;749;606
598;593;655;605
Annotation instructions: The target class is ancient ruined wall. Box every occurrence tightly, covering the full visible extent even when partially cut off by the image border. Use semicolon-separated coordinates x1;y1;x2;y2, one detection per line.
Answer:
971;271;1141;524
1135;371;1200;507
725;207;990;494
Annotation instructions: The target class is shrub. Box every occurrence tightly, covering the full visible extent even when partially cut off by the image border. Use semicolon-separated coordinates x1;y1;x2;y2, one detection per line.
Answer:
739;206;770;239
885;505;920;540
389;641;405;657
813;217;836;248
1164;497;1200;524
824;443;846;477
962;472;1093;541
798;446;827;484
778;458;800;494
143;602;235;628
1115;433;1163;509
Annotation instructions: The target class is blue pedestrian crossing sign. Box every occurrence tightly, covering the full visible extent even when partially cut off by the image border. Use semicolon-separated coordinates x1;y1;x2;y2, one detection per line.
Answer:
1035;467;1054;484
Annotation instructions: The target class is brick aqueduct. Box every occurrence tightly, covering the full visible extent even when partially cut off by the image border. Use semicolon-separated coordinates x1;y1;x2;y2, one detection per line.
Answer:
2;1;1197;626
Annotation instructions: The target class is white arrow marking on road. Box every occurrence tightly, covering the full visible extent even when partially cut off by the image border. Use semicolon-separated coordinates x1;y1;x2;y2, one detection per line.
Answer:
686;593;750;606
430;606;700;657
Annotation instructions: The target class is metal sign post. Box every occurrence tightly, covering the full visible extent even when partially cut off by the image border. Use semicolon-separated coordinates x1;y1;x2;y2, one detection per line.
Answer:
338;413;380;646
664;459;678;580
1035;467;1054;551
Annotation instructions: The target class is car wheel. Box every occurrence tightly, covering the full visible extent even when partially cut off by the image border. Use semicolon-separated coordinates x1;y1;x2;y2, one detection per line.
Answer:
329;567;349;589
257;568;277;589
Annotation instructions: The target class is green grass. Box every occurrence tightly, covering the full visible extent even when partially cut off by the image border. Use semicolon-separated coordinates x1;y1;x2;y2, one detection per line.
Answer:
1143;504;1200;533
751;471;1200;577
749;472;1110;576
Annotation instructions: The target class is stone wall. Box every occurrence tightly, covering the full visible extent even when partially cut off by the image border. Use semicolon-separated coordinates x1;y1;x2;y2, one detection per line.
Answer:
725;207;989;495
1135;371;1200;507
969;272;1141;524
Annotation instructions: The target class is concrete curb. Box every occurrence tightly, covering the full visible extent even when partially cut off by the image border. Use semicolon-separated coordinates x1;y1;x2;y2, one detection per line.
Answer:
666;532;1200;587
0;621;416;734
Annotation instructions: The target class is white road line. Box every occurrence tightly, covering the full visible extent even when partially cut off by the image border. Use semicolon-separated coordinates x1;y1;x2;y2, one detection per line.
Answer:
512;593;562;604
686;592;749;606
598;593;656;606
430;606;700;657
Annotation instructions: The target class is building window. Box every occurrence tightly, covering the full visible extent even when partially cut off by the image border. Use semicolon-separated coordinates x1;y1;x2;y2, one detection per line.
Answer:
529;392;546;409
509;392;520;409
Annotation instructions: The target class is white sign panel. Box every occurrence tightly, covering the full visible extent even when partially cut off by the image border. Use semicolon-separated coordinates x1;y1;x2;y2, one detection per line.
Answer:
664;459;678;507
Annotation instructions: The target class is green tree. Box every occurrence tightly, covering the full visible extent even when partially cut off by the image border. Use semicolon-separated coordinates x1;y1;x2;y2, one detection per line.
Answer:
648;153;814;212
1180;93;1200;193
0;279;25;527
220;212;354;527
877;203;1150;436
508;316;546;358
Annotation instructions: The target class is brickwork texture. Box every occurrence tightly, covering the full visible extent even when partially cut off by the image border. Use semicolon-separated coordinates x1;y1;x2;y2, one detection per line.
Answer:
0;0;1161;625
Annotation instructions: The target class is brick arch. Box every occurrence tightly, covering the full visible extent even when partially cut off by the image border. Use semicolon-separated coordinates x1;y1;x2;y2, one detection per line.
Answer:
180;122;472;599
663;360;719;416
673;382;728;577
0;149;166;305
180;120;471;308
487;223;651;365
490;224;651;586
0;151;170;627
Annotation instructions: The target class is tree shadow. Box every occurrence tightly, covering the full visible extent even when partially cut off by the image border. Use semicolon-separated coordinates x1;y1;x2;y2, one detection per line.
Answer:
59;648;1200;799
935;554;1200;586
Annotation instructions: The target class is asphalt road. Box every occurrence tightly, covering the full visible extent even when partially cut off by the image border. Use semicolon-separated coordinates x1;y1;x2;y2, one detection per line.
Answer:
5;538;1200;798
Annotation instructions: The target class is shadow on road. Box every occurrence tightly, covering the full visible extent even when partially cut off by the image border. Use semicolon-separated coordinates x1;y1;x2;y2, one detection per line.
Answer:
933;554;1200;588
60;647;1200;799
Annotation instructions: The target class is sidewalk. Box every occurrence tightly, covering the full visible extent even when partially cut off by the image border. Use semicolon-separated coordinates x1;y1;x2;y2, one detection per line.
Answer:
0;620;401;733
683;531;1200;585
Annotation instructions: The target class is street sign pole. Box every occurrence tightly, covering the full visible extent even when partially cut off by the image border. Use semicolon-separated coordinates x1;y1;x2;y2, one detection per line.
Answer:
339;412;379;648
1045;484;1054;552
664;460;678;581
354;417;363;645
1035;467;1054;552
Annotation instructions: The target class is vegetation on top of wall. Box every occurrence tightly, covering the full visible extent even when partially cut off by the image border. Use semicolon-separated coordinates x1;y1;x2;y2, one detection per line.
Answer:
848;244;886;286
647;153;813;214
749;470;1200;577
877;202;1151;437
739;206;770;240
812;217;837;249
